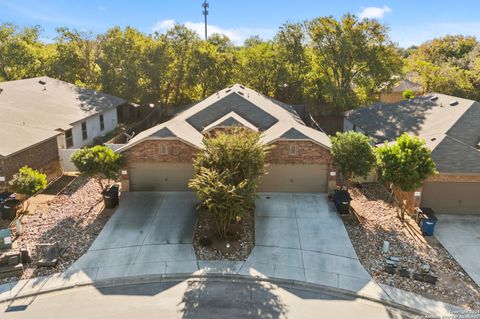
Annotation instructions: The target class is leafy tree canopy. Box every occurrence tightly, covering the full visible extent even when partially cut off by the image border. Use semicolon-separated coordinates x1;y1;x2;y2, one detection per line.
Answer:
71;145;123;190
376;133;437;192
330;131;376;181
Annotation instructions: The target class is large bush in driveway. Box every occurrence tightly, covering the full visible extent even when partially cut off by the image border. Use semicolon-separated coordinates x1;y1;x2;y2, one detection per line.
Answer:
71;145;123;190
189;128;270;238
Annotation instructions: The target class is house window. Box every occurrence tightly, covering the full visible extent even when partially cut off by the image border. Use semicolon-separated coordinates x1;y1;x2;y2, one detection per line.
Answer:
289;144;297;156
81;121;88;140
99;114;105;131
160;144;168;155
65;129;73;148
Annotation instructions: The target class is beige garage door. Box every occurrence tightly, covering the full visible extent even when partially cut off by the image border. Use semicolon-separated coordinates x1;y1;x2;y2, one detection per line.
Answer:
129;163;194;191
259;164;328;193
421;182;480;214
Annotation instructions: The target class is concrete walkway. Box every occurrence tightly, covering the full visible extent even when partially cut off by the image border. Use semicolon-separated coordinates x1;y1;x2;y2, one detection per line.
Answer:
0;192;464;316
435;214;480;286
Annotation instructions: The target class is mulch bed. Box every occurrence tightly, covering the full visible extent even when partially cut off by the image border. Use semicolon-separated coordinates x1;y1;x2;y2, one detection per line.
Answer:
0;176;114;285
341;183;480;310
193;209;254;261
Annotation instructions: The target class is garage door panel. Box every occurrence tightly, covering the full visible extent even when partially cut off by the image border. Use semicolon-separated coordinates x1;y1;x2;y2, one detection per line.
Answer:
421;182;480;214
130;163;194;191
259;164;327;193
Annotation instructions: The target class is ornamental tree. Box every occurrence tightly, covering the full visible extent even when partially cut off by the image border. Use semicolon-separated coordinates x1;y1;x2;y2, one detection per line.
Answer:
189;128;270;238
376;133;437;192
71;145;123;190
402;89;415;100
330;131;376;183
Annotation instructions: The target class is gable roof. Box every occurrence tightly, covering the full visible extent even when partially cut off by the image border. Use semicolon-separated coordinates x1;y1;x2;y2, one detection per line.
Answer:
0;76;126;157
202;111;259;133
118;84;331;152
346;93;480;174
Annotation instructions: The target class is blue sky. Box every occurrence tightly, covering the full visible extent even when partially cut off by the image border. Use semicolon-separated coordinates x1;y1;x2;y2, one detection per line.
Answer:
1;0;480;47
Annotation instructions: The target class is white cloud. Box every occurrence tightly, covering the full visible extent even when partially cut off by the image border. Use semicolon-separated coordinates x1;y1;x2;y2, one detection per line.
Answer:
359;5;392;19
98;5;107;11
152;19;275;45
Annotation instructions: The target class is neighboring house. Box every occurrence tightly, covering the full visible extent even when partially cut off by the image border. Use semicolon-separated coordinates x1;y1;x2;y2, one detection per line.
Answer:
117;84;335;193
0;76;126;191
379;79;423;104
345;93;480;215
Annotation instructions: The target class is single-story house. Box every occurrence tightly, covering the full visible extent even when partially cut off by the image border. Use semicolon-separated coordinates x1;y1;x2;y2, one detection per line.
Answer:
0;76;126;191
117;84;335;193
345;93;480;215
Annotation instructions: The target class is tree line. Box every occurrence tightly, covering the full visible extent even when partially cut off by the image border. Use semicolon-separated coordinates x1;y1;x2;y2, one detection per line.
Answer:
2;14;480;114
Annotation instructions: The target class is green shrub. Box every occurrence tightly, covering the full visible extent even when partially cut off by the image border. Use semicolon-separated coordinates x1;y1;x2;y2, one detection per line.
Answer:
189;128;270;238
8;166;47;197
330;131;376;183
376;133;436;191
71;145;123;190
402;89;415;100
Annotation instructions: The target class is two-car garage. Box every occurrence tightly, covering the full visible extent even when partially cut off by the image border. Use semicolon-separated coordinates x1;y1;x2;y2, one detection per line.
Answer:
128;162;329;193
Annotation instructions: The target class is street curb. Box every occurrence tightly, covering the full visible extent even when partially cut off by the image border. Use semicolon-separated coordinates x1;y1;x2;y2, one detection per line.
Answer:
0;273;427;316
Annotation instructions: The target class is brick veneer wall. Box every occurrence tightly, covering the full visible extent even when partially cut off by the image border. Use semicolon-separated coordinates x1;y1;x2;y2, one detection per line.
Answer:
123;140;199;163
426;173;480;183
0;137;61;191
267;140;334;165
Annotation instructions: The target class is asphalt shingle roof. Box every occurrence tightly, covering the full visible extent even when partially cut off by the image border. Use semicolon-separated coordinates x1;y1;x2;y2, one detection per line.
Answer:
118;84;331;152
0;76;126;157
346;93;480;174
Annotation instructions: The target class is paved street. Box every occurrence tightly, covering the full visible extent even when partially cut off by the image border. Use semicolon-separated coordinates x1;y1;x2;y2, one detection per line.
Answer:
435;214;480;286
0;278;415;319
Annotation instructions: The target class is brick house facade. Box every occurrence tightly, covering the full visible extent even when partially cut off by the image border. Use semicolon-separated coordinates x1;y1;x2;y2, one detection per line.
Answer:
0;137;61;191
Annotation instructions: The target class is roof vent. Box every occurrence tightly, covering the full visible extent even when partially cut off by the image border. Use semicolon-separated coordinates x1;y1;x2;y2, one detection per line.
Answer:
38;80;46;85
430;96;438;101
239;85;245;89
449;100;459;106
237;91;244;96
430;137;436;141
0;88;3;94
226;89;231;93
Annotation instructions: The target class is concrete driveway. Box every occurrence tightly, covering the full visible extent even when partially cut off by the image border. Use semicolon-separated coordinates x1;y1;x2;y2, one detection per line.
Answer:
68;192;199;280
435;215;480;286
239;193;374;294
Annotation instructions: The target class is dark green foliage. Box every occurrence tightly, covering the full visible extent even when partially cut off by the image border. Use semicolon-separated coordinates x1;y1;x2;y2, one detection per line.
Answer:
189;129;270;238
330;131;376;182
376;133;437;192
71;145;123;190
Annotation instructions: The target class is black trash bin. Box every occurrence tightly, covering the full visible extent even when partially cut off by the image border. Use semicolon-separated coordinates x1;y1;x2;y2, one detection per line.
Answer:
334;189;351;215
103;185;119;209
1;198;21;220
0;192;13;204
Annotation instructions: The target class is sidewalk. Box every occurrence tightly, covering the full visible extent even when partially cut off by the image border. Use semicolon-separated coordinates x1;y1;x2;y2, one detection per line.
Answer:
0;262;463;316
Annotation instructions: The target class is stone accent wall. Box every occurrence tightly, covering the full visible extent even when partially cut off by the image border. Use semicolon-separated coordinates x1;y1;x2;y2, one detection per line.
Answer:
267;140;333;165
123;139;198;163
0;137;61;191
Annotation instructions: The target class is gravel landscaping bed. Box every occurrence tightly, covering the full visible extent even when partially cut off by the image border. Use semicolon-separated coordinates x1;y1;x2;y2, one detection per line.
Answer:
0;176;114;285
341;183;480;310
193;209;254;261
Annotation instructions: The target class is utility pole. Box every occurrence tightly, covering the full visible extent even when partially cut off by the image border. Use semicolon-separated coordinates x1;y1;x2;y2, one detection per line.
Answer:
202;0;209;40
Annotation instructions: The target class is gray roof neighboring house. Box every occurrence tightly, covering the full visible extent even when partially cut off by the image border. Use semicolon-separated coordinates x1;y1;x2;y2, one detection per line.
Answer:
118;84;331;152
345;93;480;174
0;76;126;157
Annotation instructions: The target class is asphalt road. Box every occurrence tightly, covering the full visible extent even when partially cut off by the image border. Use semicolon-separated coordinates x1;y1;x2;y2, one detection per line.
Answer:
0;278;416;319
